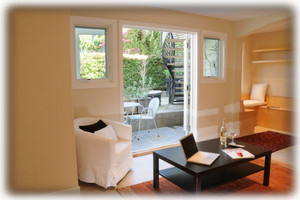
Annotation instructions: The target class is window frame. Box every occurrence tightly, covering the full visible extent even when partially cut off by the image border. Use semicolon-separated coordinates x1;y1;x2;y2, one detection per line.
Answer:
201;30;227;84
70;16;118;89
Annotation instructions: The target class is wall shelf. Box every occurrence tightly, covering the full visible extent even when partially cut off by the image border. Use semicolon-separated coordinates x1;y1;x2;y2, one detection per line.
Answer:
252;59;291;64
252;47;291;53
252;47;291;64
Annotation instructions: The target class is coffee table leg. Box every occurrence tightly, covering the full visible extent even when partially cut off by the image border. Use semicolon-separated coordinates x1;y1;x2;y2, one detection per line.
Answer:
194;175;201;194
263;153;271;186
153;154;159;188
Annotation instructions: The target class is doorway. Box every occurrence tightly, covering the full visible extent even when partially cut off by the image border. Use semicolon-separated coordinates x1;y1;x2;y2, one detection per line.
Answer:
121;24;198;153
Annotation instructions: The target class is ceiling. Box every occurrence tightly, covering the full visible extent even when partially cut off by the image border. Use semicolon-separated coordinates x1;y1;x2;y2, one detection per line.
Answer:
153;6;290;21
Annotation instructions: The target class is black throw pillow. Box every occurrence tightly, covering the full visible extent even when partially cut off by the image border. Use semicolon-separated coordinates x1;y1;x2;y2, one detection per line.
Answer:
79;119;107;133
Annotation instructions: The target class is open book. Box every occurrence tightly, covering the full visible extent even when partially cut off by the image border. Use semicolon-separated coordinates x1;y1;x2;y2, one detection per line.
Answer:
222;148;255;159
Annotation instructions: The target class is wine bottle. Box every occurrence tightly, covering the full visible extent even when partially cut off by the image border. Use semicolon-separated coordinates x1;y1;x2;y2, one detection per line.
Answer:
220;118;227;147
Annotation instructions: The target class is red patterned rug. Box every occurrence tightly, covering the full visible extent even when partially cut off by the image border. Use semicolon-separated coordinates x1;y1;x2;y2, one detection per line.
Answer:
236;131;295;152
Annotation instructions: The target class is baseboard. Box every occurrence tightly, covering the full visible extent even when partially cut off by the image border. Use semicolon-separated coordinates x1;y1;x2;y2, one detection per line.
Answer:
49;186;80;195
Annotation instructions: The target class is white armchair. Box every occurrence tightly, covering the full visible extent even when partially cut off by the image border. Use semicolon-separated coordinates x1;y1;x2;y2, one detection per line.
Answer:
74;117;133;188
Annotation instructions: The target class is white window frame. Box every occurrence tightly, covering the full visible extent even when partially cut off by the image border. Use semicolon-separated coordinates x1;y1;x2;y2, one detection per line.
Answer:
201;30;227;84
70;16;118;89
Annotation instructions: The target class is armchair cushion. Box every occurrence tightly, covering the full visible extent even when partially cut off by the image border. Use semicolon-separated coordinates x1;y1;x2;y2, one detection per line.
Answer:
79;119;107;133
94;125;118;142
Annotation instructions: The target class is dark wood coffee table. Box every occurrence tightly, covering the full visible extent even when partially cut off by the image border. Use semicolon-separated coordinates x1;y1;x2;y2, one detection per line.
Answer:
153;138;272;194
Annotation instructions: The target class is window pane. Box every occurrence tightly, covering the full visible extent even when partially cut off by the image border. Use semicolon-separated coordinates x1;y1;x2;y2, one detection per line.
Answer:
75;27;107;79
203;38;220;77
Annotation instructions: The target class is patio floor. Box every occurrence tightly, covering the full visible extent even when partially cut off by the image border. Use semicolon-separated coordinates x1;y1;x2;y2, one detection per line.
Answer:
129;91;186;152
132;125;186;152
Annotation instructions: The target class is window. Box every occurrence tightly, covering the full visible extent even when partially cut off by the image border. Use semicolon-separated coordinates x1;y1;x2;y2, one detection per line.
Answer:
75;27;107;80
201;30;227;83
70;16;117;89
204;38;220;77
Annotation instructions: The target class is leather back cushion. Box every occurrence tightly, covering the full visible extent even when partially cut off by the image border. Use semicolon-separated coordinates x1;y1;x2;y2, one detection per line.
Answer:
79;119;107;133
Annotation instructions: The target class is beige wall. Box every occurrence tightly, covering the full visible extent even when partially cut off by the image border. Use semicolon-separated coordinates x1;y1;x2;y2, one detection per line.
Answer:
241;35;253;95
10;9;78;192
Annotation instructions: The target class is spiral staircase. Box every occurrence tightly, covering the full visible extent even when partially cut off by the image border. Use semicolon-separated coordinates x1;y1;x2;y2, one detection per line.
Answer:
162;32;186;104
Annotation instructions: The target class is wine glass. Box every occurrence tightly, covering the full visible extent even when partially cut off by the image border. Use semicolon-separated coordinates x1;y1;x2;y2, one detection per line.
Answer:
229;129;237;145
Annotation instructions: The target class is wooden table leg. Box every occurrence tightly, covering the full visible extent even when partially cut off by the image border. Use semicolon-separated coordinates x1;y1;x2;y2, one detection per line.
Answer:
153;153;159;189
263;153;271;186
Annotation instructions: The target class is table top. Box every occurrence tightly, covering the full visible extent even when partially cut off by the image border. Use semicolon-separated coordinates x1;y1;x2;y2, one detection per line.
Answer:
153;138;272;175
148;90;162;95
124;102;141;108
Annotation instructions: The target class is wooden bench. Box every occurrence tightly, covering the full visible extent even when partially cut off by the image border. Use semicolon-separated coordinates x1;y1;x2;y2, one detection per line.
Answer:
256;96;293;132
241;96;293;133
240;100;255;136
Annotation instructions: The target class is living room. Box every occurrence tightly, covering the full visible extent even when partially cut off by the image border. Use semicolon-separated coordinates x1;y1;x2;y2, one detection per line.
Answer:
8;2;296;198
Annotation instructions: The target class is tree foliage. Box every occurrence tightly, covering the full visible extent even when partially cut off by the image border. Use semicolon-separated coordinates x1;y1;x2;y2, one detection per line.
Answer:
78;34;106;79
123;28;162;56
122;28;169;99
80;53;106;79
123;56;167;99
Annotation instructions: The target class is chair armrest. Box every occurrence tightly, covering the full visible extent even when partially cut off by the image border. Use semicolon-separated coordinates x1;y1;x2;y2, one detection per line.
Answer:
141;108;148;115
102;119;132;141
75;130;115;170
141;107;154;117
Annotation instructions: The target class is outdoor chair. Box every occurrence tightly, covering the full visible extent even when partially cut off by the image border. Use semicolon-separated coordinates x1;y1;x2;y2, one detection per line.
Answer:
129;97;160;140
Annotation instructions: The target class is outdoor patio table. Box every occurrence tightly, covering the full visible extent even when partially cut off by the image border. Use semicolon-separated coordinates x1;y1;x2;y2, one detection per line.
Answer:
147;90;162;105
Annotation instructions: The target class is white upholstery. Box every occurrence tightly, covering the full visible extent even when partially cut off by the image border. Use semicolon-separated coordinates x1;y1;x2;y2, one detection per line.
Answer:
250;83;268;101
94;125;118;142
74;117;133;188
243;100;267;108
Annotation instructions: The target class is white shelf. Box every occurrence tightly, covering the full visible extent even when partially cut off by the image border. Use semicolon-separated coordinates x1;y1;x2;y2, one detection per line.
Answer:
252;47;291;53
252;60;291;64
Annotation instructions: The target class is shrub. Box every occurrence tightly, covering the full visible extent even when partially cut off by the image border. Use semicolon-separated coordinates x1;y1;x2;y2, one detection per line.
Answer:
123;56;169;99
79;52;106;79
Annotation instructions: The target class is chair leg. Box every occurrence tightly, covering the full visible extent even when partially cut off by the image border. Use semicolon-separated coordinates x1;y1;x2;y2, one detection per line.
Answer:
137;118;141;140
152;118;160;138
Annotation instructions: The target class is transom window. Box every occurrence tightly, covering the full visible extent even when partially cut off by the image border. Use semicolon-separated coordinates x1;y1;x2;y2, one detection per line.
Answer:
70;16;117;89
75;27;107;80
201;30;227;83
203;38;220;77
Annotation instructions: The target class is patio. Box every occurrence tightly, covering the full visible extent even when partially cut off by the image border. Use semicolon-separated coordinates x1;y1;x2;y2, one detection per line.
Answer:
130;92;186;152
132;126;185;152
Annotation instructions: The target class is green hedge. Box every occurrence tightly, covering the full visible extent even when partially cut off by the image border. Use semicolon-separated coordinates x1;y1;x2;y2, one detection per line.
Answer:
123;56;168;99
79;53;169;99
79;52;106;79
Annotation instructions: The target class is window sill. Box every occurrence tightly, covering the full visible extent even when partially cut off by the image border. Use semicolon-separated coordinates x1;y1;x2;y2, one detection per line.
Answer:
72;78;118;89
201;77;226;84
